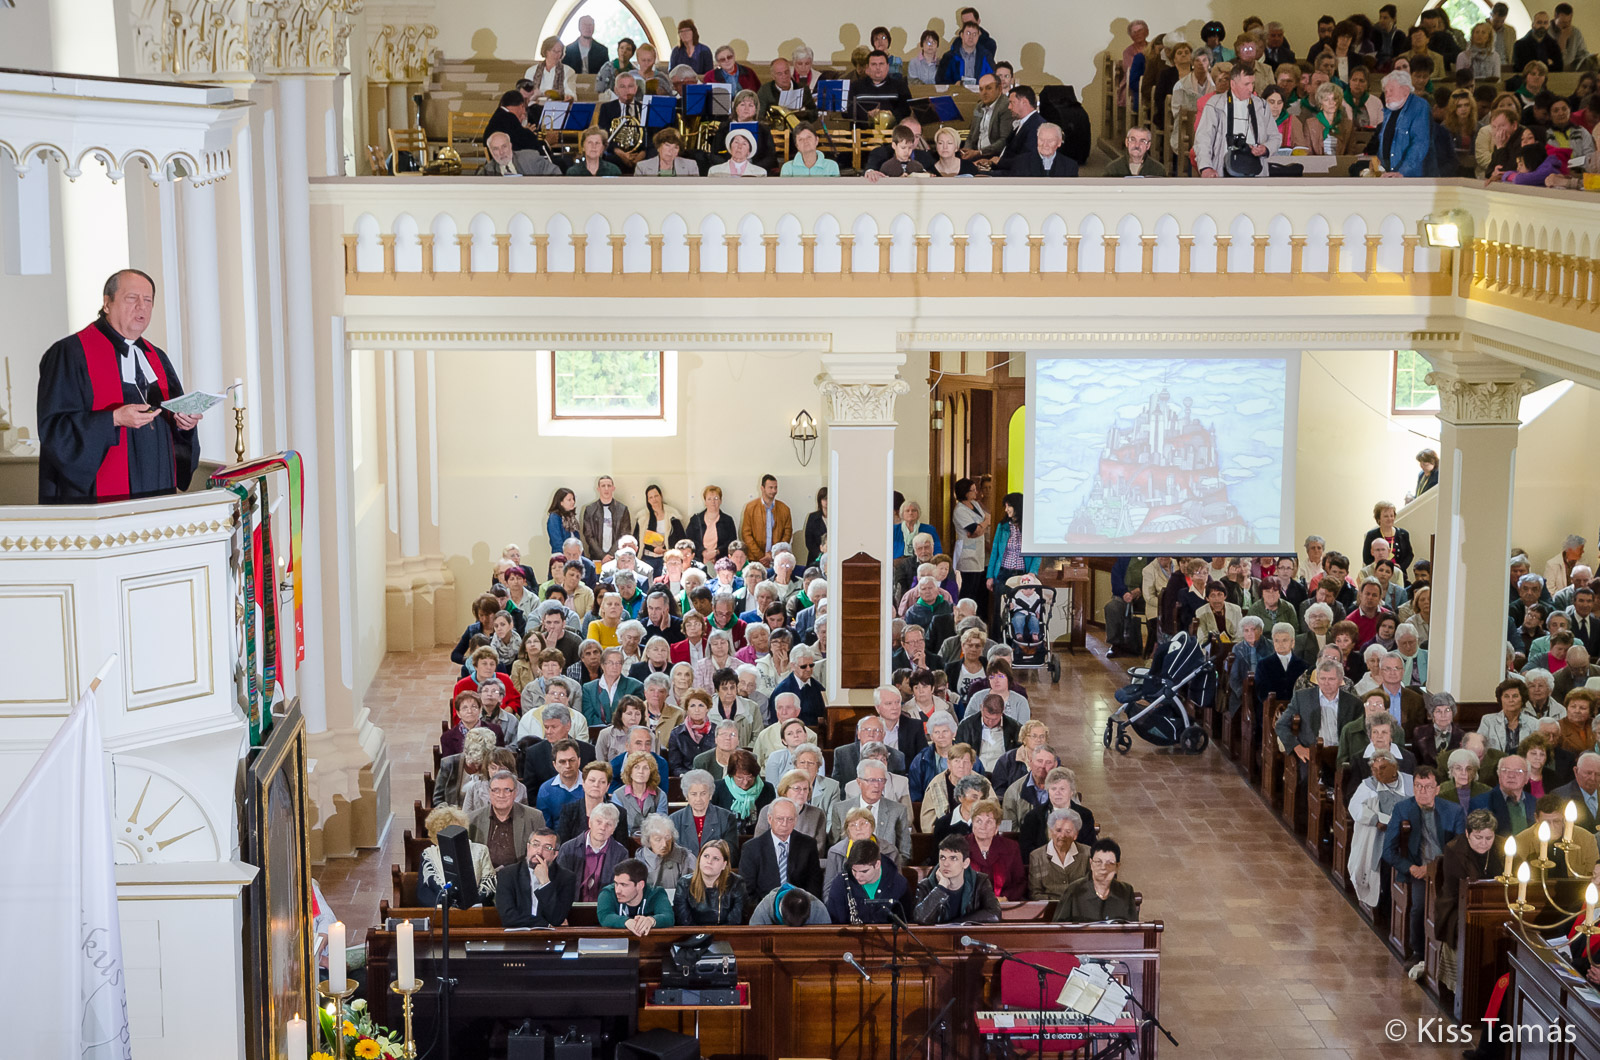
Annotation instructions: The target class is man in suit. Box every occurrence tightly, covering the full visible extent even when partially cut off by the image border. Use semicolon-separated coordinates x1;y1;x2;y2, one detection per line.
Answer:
1515;795;1600;883
849;50;912;127
1277;661;1363;774
739;797;824;896
1255;622;1309;703
829;760;912;862
1383;767;1465;961
1566;587;1600;654
833;715;906;785
1008;121;1078;177
957;694;1020;772
770;649;825;724
756;58;818;121
483;90;546;154
581;475;631;564
595;70;649;171
961;74;1014;163
874;685;928;763
496;828;576;927
563;16;610;74
1473;754;1540;836
989;85;1040;171
581;647;645;727
476;131;561;177
468;772;548;869
1371;654;1427;734
521;708;597;791
739;474;794;565
1551;753;1600;832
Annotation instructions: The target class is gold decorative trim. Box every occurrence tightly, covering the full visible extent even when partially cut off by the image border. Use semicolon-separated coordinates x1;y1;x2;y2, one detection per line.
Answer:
0;518;232;553
120;566;214;710
0;585;77;714
344;329;836;350
899;329;1465;349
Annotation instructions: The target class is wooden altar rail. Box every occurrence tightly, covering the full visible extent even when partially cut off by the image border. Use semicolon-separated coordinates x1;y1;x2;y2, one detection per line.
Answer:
1506;929;1600;1057
1461;878;1589;1027
365;920;1164;1059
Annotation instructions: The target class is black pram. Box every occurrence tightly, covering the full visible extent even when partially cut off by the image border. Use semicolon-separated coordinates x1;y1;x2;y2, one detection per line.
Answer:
1103;631;1215;755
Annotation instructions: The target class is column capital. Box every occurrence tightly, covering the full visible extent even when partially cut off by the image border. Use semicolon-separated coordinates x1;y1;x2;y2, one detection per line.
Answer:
817;352;906;384
1426;375;1535;425
814;374;911;426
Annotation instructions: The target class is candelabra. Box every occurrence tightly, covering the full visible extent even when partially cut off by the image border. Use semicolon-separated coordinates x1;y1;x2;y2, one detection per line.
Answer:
388;978;422;1059
1499;808;1600;934
317;977;358;1060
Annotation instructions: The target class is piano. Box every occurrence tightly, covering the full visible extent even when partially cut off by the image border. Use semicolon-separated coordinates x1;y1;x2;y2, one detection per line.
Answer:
975;1011;1139;1053
397;935;640;1055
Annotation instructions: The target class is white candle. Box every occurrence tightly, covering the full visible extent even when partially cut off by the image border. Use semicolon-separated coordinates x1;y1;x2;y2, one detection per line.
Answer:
1587;884;1598;926
1504;836;1517;863
1566;802;1578;844
234;376;246;408
396;920;415;989
286;1016;307;1060
1517;861;1530;905
328;921;346;989
1538;821;1551;861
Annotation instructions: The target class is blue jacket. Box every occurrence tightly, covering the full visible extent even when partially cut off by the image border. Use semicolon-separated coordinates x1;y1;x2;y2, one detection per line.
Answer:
1471;786;1539;836
893;521;943;558
935;47;996;85
1382;796;1466;876
1376;94;1434;177
547;511;571;554
986;522;1041;578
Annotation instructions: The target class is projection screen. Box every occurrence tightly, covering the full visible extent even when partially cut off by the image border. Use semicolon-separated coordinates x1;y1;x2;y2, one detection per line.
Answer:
1022;352;1300;556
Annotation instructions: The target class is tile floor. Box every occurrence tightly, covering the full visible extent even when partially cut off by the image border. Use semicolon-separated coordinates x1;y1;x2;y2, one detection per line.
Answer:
318;637;1467;1058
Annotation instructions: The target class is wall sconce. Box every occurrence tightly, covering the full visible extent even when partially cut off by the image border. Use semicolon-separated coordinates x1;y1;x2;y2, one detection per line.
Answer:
790;409;818;466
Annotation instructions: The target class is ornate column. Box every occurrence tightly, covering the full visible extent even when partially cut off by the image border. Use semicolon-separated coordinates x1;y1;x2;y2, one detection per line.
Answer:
385;349;456;649
366;14;438;173
815;354;911;706
1425;351;1534;701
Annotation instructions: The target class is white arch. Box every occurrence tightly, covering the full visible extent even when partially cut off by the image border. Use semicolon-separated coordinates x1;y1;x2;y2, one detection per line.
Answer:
1077;215;1105;274
1227;214;1255;274
584;213;613;272
737;213;765;273
393;214;422;273
1152;214;1180;273
1114;214;1142;274
776;214;804;273
354;213;382;272
507;213;536;272
1376;214;1406;273
851;214;879;273
1303;214;1331;273
1341;214;1368;273
538;0;671;62
928;213;956;273
430;213;460;273
621;213;651;273
699;214;728;273
889;213;916;273
1001;213;1030;273
660;213;689;272
1039;214;1068;273
964;214;992;273
1190;215;1218;273
1265;214;1293;274
814;213;842;273
468;213;497;272
547;213;576;272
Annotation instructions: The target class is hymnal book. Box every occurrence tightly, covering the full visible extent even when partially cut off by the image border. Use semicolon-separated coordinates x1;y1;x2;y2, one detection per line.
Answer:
161;391;225;416
730;121;760;142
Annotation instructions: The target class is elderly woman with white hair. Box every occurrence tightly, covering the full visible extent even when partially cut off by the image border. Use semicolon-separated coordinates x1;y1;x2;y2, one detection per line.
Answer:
734;663;769;719
909;710;962;801
629;635;674;683
1027;806;1091;901
1348;750;1413;909
638;812;695;888
557;801;630;902
1295;602;1336;666
790;743;839;818
1394;622;1428;686
616;618;647;667
1352;643;1387;697
1521;668;1566;721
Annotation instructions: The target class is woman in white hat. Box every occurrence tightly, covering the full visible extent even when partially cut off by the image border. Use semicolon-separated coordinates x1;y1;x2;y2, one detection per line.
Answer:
708;127;768;177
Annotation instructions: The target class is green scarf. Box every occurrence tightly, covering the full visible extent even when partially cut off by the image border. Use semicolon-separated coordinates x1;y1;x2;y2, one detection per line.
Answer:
1315;108;1342;136
723;774;765;816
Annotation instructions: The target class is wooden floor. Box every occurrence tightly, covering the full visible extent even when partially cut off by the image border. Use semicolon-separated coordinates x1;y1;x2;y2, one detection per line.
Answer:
321;635;1463;1058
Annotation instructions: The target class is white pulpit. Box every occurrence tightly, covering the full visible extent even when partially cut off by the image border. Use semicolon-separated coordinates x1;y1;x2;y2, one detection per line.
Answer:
0;490;256;1059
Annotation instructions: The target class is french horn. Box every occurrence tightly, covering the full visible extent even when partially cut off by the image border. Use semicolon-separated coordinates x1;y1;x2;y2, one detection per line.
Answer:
609;114;646;152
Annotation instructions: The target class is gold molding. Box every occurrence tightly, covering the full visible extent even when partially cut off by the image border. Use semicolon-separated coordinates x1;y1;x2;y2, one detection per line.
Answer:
0;518;232;553
119;566;214;711
344;329;836;350
0;585;78;715
899;329;1465;349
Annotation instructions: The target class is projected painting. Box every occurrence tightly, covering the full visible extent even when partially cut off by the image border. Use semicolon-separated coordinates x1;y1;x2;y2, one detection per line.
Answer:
1025;355;1297;555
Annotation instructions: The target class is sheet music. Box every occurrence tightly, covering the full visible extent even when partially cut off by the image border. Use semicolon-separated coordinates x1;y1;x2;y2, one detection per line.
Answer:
779;88;804;110
707;82;732;116
539;100;571;131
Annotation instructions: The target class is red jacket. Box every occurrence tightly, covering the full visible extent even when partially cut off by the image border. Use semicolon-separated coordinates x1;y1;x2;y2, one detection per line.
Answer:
670;636;709;666
966;834;1027;900
701;64;761;93
451;673;517;723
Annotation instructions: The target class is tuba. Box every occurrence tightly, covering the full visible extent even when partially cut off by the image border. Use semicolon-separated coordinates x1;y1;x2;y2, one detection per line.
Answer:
692;118;723;153
608;113;646;152
766;104;803;131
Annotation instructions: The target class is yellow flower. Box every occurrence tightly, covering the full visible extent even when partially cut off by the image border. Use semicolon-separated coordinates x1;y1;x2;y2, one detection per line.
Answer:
311;1053;335;1060
342;1020;360;1038
354;1040;382;1059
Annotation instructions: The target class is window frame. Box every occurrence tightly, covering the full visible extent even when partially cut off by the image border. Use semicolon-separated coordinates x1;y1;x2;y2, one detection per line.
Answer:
1390;349;1440;417
536;350;678;438
548;350;667;422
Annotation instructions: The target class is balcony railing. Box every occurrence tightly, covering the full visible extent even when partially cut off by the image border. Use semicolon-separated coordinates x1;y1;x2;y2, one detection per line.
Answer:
309;178;1597;317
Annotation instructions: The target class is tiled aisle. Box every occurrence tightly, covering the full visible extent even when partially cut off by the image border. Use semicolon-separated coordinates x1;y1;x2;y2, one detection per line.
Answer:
320;639;1463;1058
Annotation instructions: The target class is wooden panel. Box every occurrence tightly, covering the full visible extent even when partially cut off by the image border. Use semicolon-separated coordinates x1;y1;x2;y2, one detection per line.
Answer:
364;921;1165;1060
1506;933;1600;1060
837;552;881;690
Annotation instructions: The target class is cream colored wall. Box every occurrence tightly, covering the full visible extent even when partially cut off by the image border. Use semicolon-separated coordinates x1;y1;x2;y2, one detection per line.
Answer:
437;1;1527;137
1294;349;1437;565
432;349;929;626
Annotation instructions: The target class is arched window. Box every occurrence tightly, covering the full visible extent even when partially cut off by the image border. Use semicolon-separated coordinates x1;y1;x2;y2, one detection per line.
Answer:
552;0;664;58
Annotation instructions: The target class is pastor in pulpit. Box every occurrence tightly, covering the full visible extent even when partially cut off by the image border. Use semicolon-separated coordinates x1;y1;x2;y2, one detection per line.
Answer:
496;828;576;927
38;269;203;503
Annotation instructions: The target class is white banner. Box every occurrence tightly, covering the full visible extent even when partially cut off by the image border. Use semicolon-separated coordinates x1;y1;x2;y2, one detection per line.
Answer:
0;687;132;1059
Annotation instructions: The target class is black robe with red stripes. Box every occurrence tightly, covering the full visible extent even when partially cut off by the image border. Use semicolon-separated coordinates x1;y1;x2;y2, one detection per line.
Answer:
37;319;198;504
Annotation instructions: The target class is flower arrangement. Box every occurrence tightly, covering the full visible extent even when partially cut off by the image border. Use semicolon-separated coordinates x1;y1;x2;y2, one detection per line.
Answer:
315;998;406;1059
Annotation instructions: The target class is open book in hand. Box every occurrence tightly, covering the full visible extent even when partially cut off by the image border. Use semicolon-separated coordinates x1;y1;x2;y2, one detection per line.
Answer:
160;391;226;417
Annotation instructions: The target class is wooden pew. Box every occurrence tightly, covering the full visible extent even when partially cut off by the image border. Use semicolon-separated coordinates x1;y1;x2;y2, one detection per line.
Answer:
1387;819;1416;959
403;830;429;873
1330;767;1354;891
365;919;1165;1060
1422;858;1443;993
1224;674;1250;761
1279;714;1306;838
1455;876;1587;1024
1260;695;1285;803
1303;742;1339;866
1238;678;1260;784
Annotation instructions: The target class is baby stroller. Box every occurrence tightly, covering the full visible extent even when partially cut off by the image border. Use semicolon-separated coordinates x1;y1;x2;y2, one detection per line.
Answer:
1103;631;1214;755
999;575;1061;683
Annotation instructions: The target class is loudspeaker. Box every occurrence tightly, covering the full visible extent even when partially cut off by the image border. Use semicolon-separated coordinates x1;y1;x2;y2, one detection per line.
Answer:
508;1020;548;1060
615;1028;700;1060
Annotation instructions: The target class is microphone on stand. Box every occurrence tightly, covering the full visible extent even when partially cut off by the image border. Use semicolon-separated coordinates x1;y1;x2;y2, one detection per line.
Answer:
842;951;874;983
959;935;1001;953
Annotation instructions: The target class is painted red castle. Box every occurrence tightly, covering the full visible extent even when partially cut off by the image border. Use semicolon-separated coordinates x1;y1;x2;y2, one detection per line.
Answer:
1066;387;1251;545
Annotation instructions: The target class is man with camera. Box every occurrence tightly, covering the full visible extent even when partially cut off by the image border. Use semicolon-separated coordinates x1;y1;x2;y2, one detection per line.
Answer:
1195;64;1280;178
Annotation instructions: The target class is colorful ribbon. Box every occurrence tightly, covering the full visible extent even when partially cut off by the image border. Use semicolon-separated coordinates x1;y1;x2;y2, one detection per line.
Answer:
211;451;305;667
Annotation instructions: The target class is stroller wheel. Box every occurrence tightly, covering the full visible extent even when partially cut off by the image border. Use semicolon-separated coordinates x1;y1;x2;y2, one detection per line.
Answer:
1048;654;1062;683
1115;731;1133;754
1179;725;1210;755
1102;719;1114;749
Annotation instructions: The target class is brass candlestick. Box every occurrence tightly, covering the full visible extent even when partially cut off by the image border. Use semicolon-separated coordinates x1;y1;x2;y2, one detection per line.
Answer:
317;978;358;1060
389;978;423;1058
233;405;246;463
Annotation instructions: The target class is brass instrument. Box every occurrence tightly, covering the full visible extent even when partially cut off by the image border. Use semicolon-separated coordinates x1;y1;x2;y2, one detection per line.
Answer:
608;114;645;152
872;107;895;131
692;118;723;153
422;145;462;175
766;104;803;131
